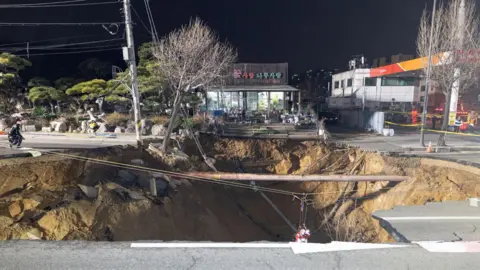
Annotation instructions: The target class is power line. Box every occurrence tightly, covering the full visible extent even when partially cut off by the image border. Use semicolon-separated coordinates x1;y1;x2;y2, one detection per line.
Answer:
0;0;85;7
32;43;122;51
0;1;119;8
0;38;124;51
131;5;152;35
0;22;125;26
0;34;106;47
4;44;122;54
15;47;121;57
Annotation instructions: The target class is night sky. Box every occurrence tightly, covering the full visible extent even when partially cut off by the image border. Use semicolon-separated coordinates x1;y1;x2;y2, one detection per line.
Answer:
0;0;438;79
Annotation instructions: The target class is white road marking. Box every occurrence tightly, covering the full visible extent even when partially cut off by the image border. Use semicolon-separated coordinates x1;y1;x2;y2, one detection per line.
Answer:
381;216;480;221
414;241;480;253
290;241;411;254
131;243;291;248
131;242;411;254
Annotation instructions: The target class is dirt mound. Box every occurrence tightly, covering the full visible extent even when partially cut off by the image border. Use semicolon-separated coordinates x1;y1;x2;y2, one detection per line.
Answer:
1;139;480;243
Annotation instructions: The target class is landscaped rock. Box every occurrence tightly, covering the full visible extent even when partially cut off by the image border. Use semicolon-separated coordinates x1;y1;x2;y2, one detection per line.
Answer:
0;119;8;131
80;120;88;133
151;125;166;136
42;126;53;132
51;121;67;132
98;123;108;133
114;127;125;133
22;125;36;132
141;119;153;135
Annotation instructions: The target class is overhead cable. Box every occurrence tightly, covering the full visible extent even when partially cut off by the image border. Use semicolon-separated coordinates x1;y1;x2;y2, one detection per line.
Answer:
0;1;119;8
0;34;107;47
15;47;121;57
131;5;152;35
1;38;124;51
0;0;86;7
0;22;125;26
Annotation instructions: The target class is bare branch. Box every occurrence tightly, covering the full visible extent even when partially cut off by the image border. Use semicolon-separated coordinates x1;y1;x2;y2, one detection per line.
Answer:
417;0;480;95
152;17;237;151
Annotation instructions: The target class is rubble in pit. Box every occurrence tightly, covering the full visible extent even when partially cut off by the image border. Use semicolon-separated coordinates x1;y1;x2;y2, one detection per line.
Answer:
1;140;480;243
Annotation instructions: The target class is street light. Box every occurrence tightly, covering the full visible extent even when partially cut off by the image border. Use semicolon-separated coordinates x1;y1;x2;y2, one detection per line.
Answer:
420;0;437;146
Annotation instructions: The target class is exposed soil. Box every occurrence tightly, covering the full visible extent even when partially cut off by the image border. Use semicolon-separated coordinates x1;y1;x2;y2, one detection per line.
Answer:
1;138;479;243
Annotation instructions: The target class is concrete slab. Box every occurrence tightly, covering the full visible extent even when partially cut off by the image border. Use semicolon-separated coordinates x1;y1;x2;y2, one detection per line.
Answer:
373;200;480;242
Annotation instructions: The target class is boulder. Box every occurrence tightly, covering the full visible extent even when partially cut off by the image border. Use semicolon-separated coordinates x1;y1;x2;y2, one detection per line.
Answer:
116;170;138;187
42;126;53;132
77;184;99;199
155;178;169;197
114;127;125;134
8;201;22;218
0;119;8;131
51;121;67;133
80;120;88;133
140;119;153;135
98;123;108;133
23;228;43;240
22;198;41;211
151;125;166;136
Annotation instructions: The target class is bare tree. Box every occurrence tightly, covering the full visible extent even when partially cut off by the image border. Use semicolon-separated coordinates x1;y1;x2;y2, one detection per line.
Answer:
153;18;237;151
417;0;480;146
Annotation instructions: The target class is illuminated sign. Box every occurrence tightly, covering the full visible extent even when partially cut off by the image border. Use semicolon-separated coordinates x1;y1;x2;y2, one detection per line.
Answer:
233;69;283;79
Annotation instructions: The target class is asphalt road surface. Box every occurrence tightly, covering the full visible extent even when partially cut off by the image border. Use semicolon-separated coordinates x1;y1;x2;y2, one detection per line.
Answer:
1;241;479;270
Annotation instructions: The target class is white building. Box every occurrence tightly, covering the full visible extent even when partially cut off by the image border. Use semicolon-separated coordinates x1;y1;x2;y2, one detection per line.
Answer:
328;68;423;110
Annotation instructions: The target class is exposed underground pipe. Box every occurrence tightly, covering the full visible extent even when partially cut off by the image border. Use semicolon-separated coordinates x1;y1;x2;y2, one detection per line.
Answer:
185;172;408;182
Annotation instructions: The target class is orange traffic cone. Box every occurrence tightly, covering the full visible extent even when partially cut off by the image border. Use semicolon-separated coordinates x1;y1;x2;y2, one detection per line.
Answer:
426;141;433;153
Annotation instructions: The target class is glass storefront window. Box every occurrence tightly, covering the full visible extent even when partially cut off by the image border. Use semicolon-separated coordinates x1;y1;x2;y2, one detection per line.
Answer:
270;92;284;110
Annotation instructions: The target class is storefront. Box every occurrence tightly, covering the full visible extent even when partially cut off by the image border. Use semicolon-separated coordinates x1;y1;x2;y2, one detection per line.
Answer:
205;63;299;116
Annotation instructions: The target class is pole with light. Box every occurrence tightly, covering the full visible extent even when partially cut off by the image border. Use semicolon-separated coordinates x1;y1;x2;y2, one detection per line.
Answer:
420;0;437;146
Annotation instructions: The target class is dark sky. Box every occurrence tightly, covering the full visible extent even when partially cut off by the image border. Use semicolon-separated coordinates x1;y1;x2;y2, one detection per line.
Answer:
0;0;438;79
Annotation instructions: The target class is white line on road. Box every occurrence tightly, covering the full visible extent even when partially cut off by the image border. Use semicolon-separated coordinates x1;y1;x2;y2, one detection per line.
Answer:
131;243;291;248
131;242;412;254
382;216;480;221
414;241;480;253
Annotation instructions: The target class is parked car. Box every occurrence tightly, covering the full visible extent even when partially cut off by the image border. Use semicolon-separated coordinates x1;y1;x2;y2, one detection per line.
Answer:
318;112;338;124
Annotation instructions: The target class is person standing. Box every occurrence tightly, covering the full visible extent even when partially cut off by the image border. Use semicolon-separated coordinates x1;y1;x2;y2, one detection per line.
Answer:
454;116;462;133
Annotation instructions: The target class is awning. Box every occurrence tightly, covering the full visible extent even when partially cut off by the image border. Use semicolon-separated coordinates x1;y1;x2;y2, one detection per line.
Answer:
207;85;299;92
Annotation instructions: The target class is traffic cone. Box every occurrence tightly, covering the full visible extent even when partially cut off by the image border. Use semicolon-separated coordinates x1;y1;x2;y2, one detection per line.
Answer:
426;141;433;153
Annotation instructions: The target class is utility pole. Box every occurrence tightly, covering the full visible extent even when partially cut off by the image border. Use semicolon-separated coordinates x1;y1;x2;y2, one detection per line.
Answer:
123;0;142;145
420;0;437;146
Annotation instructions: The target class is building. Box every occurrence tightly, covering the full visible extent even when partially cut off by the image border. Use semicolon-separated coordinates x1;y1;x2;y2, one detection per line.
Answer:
371;54;414;68
329;68;422;110
291;68;337;110
205;63;300;115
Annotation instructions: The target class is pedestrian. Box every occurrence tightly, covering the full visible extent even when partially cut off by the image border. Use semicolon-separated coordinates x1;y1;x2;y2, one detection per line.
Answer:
432;115;437;130
8;118;25;148
454;116;462;133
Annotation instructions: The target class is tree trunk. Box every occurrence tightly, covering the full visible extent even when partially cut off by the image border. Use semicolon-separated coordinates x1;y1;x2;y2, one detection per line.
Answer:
98;99;104;113
57;102;62;114
49;101;55;114
437;90;452;146
161;90;184;151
